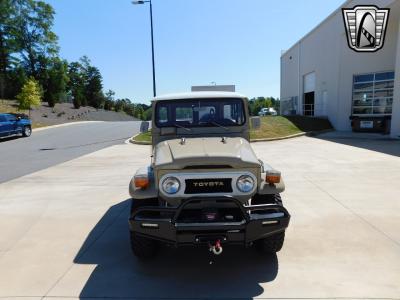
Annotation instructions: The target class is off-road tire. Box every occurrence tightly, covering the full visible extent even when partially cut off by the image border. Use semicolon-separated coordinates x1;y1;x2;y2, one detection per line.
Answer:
256;231;285;253
129;198;159;260
22;125;31;137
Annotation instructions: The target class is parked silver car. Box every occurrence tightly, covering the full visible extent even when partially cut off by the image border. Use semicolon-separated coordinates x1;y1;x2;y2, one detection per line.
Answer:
258;107;277;116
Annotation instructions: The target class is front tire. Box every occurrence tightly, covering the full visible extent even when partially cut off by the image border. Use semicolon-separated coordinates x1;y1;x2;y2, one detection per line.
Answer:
129;198;159;260
256;231;285;253
22;126;31;137
130;231;159;260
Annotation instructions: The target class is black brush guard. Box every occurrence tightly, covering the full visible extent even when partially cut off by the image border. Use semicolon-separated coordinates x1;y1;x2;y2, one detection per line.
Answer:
129;196;290;247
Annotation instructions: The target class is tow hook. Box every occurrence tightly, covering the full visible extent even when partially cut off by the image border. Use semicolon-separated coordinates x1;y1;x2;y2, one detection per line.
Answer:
209;239;223;255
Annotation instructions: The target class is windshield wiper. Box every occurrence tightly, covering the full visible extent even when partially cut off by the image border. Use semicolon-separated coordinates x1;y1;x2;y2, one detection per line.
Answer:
173;123;192;132
209;120;229;131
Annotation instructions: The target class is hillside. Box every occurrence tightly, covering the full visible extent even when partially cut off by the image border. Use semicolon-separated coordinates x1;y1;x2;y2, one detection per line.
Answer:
0;100;139;128
250;116;333;139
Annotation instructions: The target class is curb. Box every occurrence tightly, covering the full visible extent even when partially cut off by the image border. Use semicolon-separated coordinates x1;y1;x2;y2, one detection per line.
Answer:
251;129;334;142
129;129;334;145
33;121;104;132
129;133;151;145
250;132;306;142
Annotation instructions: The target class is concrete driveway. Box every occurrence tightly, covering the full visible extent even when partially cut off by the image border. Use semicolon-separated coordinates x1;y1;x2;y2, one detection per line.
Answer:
0;136;399;299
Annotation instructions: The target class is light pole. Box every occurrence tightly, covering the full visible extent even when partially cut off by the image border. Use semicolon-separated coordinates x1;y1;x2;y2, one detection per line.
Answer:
132;0;156;97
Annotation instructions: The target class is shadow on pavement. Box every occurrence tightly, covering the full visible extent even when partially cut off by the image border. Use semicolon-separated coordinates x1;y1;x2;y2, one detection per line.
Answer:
0;136;20;143
313;135;400;157
75;199;279;299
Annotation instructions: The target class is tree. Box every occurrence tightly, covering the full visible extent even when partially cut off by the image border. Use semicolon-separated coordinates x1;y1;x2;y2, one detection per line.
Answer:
105;89;115;101
14;0;58;77
124;103;135;116
104;99;113;111
143;107;152;121
41;57;69;107
79;55;91;71
0;0;19;98
0;0;14;73
134;105;144;120
114;99;126;112
104;89;115;110
84;66;103;108
6;66;27;99
16;77;41;115
68;61;87;108
251;98;264;116
72;88;85;109
0;0;59;99
264;98;273;108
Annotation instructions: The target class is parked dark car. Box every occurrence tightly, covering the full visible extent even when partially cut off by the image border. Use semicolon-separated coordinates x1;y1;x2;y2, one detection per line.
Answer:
0;113;32;138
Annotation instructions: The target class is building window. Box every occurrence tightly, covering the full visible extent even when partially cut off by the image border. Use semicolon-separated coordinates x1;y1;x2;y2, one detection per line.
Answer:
352;71;394;116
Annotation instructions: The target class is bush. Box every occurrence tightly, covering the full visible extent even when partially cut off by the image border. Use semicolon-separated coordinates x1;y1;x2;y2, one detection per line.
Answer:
16;78;42;113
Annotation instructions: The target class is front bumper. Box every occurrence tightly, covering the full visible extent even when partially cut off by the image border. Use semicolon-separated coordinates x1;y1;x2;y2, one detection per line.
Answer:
129;196;290;247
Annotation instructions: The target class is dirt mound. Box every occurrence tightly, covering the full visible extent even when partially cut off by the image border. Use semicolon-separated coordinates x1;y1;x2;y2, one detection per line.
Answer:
1;100;139;127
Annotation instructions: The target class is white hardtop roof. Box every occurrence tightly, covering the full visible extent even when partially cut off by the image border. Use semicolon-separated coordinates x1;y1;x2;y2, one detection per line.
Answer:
152;91;247;101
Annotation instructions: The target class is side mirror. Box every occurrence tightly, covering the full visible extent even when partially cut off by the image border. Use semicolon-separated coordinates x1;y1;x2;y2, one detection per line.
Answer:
16;117;21;121
250;117;261;130
140;121;150;133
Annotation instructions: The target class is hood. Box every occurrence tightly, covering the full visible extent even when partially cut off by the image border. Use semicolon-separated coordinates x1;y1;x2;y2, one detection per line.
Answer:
153;137;260;169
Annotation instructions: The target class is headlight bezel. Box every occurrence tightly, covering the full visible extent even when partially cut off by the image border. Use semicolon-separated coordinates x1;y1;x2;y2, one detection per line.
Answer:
162;176;181;194
236;174;255;193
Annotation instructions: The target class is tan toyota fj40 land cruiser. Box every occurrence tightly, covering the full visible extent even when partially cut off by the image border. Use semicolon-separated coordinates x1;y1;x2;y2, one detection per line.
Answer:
129;92;290;259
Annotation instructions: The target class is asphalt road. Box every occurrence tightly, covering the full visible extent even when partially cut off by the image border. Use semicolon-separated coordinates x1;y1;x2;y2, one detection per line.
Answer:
0;121;142;183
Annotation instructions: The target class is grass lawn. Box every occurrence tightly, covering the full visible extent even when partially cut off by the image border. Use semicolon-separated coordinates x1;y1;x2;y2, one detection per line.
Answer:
134;130;152;143
250;116;301;139
250;115;332;139
133;116;333;143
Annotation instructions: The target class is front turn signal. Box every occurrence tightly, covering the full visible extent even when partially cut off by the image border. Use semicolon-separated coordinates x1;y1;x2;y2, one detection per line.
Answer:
266;170;281;184
134;175;149;189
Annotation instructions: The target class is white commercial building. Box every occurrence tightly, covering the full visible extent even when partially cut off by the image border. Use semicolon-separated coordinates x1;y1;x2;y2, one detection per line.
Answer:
280;0;400;138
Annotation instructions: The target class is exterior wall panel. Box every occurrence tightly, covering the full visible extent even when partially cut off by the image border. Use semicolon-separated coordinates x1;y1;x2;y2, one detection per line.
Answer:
281;0;399;133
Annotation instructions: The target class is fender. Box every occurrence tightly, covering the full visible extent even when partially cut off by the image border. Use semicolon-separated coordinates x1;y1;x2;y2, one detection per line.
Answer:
258;174;285;194
258;160;285;194
129;166;158;199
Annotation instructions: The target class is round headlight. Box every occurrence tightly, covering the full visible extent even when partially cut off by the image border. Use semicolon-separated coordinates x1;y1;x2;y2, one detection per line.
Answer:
162;177;180;194
236;175;255;193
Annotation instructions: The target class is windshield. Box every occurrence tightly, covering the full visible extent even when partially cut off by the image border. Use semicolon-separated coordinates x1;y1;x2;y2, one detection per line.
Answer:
155;98;246;128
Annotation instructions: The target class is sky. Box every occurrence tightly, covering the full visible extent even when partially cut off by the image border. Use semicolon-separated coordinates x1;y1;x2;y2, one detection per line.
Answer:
46;0;344;104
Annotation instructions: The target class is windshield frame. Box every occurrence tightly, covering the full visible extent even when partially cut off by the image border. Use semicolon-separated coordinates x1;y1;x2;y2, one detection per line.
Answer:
154;98;246;128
